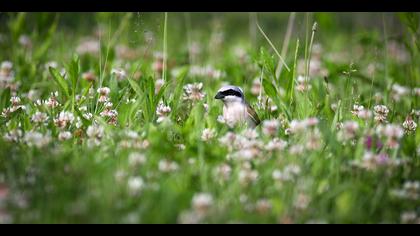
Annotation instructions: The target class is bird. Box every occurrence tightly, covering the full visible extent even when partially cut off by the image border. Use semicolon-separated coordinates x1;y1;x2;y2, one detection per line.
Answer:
214;85;260;128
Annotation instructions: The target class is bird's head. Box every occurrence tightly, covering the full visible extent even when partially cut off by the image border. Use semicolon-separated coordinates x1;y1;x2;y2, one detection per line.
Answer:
214;85;245;104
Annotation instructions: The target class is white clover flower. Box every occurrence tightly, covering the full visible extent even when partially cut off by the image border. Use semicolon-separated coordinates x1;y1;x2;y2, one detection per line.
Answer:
31;112;48;124
192;193;213;215
289;144;305;155
76;39;100;55
3;129;22;142
262;119;280;137
128;152;146;166
378;124;404;149
214;164;232;181
400;211;418;224
255;199;272;215
414;88;420;97
338;121;359;141
374;105;389;123
158;160;179;173
1;61;13;72
156;102;171;123
288;117;318;134
127;176;144;196
155;79;165;94
403;117;417;134
251;78;262;96
391;84;410;102
97;87;111;103
54;111;75;129
265;138;287;152
58;131;72;141
201;128;216;142
351;104;372;120
24;131;51;148
306;128;322;150
183;83;206;102
111;68;127;81
238;168;258;186
86;124;104;146
294;193;311;210
46;92;60;109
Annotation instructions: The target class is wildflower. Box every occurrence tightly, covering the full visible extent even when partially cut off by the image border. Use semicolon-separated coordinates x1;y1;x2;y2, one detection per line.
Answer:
155;79;165;94
27;89;40;101
251;78;262;96
128;152;146;166
115;44;140;60
306;128;322;150
265;138;287;152
294;193;310;210
400;211;419;224
377;124;404;149
18;35;32;49
158;160;179;173
374;105;389;123
218;132;236;149
76;38;100;56
152;52;164;74
97;87;111;103
100;102;118;125
156;102;171;123
83;113;93;120
1;61;13;74
337;121;359;141
82;71;96;82
414;88;420;97
46;92;60;109
31;112;48;124
238;167;258;186
391;84;410;102
54;111;75;129
127;176;144;196
352;104;372;120
188;41;202;58
24;131;51;148
403;117;417;134
178;210;202;224
86;125;104;146
289;144;305;155
391;181;420;201
192;193;213;215
189;65;225;80
58;131;72;141
111;68;127;81
256;199;272;215
296;75;312;92
201;128;216;142
262;119;280;137
3;129;22;142
214;163;232;181
288;117;318;135
272;164;301;182
183;83;206;102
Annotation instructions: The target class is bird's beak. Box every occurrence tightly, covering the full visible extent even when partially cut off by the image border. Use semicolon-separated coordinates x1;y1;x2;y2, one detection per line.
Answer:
214;92;224;100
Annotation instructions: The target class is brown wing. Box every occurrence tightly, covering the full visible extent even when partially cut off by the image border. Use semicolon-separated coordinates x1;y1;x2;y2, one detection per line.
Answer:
246;102;261;126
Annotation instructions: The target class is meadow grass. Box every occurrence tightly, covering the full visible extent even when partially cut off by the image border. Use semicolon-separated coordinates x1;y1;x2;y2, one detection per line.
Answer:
0;12;419;224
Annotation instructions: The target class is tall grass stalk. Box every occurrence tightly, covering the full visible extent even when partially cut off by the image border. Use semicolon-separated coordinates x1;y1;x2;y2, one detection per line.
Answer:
276;12;296;78
163;12;168;82
257;22;290;72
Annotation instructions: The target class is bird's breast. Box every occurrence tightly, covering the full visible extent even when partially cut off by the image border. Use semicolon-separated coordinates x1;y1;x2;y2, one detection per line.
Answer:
223;102;247;127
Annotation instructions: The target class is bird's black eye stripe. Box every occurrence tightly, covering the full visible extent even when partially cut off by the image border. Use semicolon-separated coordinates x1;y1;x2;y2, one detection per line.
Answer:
221;89;243;97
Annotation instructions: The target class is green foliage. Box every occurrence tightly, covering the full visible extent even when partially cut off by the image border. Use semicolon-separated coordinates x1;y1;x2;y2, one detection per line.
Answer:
0;12;418;224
